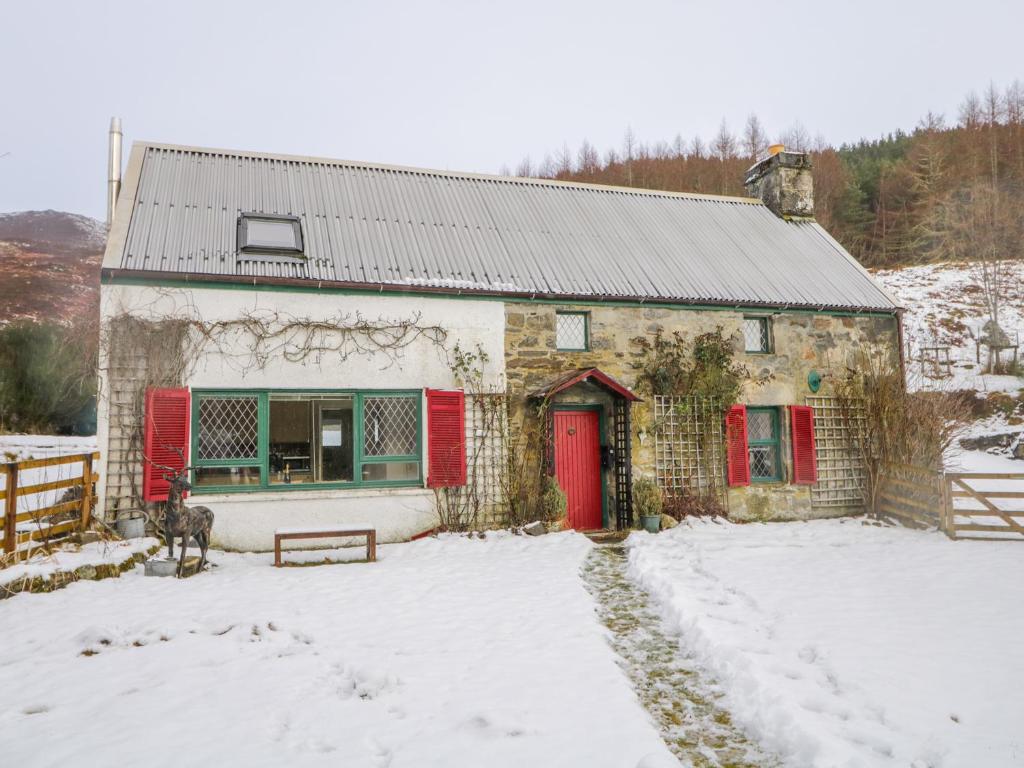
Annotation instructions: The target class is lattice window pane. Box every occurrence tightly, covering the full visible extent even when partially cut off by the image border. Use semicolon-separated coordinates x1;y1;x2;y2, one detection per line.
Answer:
750;446;777;479
364;396;417;457
556;312;588;350
743;317;769;353
197;397;259;460
747;410;774;441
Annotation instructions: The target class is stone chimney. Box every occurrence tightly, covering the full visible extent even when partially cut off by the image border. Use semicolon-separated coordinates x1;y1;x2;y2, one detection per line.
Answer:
743;145;814;219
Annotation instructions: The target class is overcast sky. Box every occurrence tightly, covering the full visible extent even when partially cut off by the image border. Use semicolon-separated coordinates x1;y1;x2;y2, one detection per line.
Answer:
2;0;1021;220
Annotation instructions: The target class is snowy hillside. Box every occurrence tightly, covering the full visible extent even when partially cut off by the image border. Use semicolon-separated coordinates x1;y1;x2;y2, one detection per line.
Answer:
873;262;1023;471
874;261;1023;393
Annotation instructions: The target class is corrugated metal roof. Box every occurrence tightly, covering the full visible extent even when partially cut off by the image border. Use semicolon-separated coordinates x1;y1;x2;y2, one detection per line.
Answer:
111;143;898;311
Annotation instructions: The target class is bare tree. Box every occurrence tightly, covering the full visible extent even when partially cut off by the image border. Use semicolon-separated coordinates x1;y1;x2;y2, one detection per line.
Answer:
1007;80;1024;180
576;139;599;176
537;153;556;178
908;113;948;254
983;82;1004;184
514;155;533;177
958;90;982;129
777;121;811;152
554;142;574;177
931;182;1023;332
671;133;686;159
741;113;768;162
622;126;637;185
711;119;737;160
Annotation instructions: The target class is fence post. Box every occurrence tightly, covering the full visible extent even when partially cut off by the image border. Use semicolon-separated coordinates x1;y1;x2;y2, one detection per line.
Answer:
4;462;18;555
941;474;955;540
81;453;94;532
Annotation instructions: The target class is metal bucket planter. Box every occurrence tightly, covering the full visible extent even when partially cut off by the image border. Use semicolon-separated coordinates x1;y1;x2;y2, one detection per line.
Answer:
640;514;661;534
144;557;178;577
116;514;146;540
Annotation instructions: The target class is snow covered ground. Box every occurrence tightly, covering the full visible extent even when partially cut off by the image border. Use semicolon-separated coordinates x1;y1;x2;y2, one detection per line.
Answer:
0;433;97;463
628;518;1024;768
0;531;676;768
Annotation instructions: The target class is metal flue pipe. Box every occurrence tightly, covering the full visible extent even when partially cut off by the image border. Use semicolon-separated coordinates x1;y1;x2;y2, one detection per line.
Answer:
107;117;123;226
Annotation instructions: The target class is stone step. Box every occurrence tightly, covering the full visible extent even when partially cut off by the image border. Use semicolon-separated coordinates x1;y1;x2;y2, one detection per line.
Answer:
583;529;630;544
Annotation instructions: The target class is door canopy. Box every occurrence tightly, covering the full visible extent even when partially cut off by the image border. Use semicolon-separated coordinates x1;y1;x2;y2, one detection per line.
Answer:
530;368;641;402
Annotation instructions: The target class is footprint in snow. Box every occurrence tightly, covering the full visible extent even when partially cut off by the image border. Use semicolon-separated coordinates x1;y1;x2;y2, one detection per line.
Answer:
798;645;819;664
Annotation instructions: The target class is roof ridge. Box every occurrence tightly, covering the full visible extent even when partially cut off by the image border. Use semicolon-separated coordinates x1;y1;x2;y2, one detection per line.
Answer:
135;140;764;206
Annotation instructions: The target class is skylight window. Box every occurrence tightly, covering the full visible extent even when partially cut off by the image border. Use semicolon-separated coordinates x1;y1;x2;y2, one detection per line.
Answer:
237;213;304;255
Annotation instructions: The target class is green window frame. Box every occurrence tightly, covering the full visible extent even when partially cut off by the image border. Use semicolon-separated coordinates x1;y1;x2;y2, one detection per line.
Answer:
746;406;782;482
556;311;590;351
189;389;422;494
743;316;773;354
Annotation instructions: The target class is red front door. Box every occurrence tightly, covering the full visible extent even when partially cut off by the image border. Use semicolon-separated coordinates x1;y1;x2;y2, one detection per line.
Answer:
553;410;603;530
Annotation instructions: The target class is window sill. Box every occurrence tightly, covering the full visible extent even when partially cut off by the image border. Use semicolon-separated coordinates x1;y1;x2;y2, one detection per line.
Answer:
191;484;429;502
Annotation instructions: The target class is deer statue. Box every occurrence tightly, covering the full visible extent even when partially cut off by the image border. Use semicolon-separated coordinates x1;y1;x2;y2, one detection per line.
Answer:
146;449;214;577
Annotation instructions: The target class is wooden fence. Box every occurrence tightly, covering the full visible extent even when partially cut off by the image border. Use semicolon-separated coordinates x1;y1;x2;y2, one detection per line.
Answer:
876;463;1024;541
876;463;944;529
1;452;98;563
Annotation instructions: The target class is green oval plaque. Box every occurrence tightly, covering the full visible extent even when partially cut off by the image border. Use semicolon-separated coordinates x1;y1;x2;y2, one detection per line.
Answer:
807;370;822;393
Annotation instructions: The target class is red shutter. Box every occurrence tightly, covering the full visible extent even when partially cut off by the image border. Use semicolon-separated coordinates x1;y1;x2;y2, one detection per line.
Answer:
426;389;466;488
726;404;750;487
790;405;818;485
143;387;190;501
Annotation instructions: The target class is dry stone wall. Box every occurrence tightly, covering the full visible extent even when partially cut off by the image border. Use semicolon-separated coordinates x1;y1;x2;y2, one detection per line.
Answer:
504;301;899;522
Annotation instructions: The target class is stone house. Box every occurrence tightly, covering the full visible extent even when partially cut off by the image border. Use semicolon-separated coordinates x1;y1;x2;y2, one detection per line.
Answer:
96;141;901;550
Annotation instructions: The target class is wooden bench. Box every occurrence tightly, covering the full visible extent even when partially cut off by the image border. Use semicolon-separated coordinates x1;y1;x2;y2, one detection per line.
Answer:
273;524;377;567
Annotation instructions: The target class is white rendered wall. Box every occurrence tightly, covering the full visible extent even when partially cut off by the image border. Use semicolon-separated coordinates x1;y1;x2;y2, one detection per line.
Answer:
198;487;436;551
97;282;506;550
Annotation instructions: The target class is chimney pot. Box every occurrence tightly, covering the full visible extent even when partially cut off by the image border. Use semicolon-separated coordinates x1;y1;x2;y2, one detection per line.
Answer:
744;149;814;219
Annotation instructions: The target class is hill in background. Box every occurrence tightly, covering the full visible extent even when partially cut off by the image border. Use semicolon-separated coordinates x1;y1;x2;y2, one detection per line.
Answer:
0;210;105;325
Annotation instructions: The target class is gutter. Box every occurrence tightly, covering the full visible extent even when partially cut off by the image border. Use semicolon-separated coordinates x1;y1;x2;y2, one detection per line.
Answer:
100;267;901;318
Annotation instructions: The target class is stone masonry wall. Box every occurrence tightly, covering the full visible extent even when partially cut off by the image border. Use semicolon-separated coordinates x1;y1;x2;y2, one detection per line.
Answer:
505;302;899;522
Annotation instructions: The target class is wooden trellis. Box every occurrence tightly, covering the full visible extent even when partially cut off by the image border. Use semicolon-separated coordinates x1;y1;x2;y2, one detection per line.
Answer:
805;395;867;511
464;393;508;525
653;396;727;505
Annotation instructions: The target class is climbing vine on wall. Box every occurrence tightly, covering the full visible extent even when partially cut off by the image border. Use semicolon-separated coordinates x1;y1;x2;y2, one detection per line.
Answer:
100;296;452;519
630;327;753;405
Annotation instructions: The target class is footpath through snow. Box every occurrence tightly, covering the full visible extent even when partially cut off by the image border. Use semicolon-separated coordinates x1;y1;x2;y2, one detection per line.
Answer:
627;518;1024;768
583;544;775;767
0;531;675;768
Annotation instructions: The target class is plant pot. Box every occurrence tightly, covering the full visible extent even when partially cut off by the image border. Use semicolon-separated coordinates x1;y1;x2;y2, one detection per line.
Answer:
116;515;146;540
144;557;178;577
640;514;661;534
